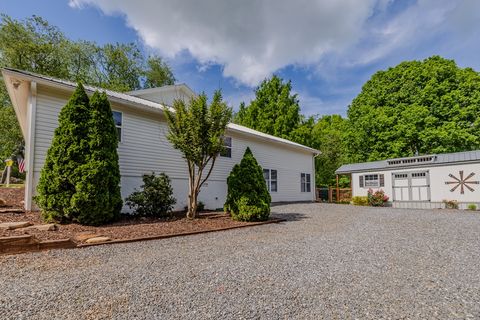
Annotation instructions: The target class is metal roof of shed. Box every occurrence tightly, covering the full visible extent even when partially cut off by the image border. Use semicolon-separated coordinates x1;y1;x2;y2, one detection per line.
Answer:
336;150;480;174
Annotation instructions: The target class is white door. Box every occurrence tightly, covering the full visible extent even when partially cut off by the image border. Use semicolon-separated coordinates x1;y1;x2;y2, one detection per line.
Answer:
392;171;430;202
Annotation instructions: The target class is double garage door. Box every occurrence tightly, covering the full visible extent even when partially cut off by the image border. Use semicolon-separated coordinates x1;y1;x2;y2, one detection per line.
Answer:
392;171;430;202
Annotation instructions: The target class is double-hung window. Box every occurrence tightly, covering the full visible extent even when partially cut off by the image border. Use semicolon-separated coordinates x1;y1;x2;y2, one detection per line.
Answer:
263;169;277;192
301;173;311;192
112;111;123;142
220;137;232;158
359;174;384;188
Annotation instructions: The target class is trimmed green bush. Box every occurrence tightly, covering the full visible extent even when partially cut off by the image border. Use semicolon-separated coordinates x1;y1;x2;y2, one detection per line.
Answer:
36;83;92;223
36;84;122;225
467;203;477;211
225;147;271;221
126;173;176;217
351;196;368;206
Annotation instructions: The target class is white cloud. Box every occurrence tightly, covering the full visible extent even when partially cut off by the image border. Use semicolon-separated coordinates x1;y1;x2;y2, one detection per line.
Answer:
69;0;379;86
69;0;480;88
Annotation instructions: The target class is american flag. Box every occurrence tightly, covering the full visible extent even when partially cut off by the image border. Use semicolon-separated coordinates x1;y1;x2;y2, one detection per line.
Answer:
17;155;25;173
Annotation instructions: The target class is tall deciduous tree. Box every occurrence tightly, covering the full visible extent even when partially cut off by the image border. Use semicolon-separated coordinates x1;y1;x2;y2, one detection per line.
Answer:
313;115;348;187
165;91;232;218
144;56;176;88
234;75;303;141
346;56;480;162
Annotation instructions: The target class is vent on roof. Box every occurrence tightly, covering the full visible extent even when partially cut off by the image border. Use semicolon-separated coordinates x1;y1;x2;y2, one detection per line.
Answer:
387;156;435;166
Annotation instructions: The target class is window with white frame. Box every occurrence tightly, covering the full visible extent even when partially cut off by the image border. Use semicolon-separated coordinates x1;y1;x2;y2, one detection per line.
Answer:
112;111;122;142
301;173;311;192
263;169;277;192
220;136;232;158
364;174;379;187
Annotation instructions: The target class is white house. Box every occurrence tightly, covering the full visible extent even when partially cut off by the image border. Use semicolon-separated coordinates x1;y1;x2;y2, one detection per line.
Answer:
2;68;319;212
336;151;480;209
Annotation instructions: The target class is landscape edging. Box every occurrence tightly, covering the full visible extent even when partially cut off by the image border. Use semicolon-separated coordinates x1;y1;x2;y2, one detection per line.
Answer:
1;218;285;255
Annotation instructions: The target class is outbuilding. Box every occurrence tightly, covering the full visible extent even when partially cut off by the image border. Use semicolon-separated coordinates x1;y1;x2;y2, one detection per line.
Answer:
2;68;319;212
336;151;480;209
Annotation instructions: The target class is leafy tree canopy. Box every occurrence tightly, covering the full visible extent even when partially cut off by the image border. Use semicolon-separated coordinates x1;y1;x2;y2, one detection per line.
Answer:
166;91;232;218
346;56;480;162
0;14;176;166
234;75;307;142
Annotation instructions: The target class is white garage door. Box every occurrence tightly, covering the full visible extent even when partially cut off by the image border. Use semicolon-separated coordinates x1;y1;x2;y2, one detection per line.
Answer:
392;171;430;202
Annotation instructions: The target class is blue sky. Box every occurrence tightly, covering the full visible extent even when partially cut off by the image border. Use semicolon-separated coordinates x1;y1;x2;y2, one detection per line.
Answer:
1;0;480;117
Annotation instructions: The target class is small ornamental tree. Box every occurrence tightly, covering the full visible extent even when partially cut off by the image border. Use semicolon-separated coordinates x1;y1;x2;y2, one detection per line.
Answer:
36;83;91;222
72;91;122;225
165;91;232;219
225;147;271;221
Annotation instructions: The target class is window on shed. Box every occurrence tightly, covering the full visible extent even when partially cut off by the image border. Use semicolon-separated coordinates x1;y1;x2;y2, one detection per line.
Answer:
220;136;232;158
112;111;122;142
360;174;384;188
301;173;311;192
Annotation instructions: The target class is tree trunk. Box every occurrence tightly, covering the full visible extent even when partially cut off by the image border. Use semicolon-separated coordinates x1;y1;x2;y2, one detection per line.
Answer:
188;191;198;219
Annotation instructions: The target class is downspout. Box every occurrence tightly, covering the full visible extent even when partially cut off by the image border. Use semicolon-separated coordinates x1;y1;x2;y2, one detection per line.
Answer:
25;81;37;211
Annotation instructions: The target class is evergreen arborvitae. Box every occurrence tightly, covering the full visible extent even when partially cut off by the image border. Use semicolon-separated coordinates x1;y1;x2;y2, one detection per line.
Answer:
72;91;122;225
224;147;271;221
36;83;91;222
36;85;122;225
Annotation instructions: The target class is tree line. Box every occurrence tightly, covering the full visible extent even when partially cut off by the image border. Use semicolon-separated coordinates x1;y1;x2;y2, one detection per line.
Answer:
0;14;175;168
2;15;479;188
235;56;480;187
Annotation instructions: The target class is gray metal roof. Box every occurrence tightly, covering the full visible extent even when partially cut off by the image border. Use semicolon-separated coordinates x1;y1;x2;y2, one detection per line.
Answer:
336;150;480;174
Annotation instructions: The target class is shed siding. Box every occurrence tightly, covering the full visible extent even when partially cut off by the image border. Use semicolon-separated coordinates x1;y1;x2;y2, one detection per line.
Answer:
352;162;480;205
33;85;314;211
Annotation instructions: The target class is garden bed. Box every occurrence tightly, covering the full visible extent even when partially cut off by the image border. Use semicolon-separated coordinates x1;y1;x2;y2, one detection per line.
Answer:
0;210;283;249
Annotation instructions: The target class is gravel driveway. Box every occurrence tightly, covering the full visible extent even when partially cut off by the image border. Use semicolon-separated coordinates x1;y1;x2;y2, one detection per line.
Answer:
1;203;480;319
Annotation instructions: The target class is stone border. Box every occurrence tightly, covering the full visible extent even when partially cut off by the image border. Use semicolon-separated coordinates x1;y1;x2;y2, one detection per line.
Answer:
1;218;285;255
0;235;76;255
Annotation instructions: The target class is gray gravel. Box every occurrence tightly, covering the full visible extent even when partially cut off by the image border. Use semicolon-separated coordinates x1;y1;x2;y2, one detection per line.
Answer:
1;203;480;319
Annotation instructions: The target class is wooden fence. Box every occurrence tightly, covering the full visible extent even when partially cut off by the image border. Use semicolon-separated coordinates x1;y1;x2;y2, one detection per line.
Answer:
316;187;352;203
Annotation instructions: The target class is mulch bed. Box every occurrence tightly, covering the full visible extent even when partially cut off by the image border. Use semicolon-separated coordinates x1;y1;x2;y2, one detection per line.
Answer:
0;210;277;244
0;186;24;208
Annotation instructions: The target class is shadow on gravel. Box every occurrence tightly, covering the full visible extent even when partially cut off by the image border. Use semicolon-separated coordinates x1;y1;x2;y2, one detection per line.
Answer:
270;212;309;222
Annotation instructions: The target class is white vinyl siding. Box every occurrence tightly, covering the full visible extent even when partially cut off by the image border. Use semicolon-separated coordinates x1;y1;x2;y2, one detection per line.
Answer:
32;85;315;210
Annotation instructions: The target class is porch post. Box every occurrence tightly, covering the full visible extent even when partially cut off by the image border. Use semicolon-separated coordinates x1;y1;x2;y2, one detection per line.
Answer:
336;174;339;202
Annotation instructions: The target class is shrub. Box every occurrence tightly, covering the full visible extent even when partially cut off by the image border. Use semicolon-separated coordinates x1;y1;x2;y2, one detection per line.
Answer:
36;85;123;226
233;196;270;222
126;173;176;217
225;147;271;221
36;83;92;223
443;199;459;209
73;91;123;225
467;203;477;211
352;196;368;206
367;189;389;207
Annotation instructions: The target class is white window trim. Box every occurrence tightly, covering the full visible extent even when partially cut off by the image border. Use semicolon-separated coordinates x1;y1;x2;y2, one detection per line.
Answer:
220;136;232;158
363;174;379;188
112;110;123;143
301;173;311;193
263;169;278;192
